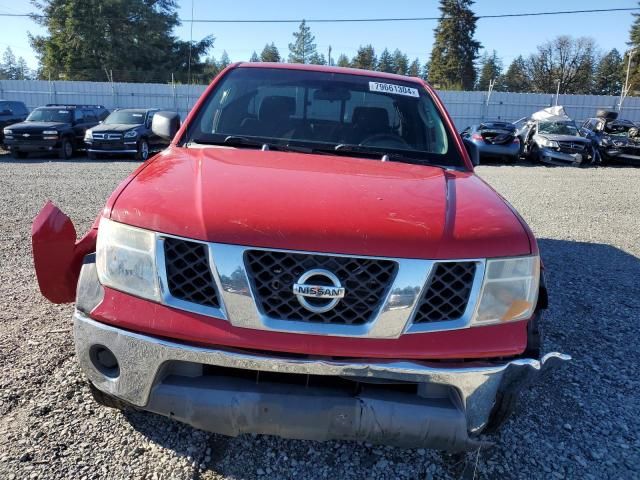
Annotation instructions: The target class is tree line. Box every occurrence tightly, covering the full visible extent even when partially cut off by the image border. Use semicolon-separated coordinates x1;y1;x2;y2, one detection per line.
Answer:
3;0;640;97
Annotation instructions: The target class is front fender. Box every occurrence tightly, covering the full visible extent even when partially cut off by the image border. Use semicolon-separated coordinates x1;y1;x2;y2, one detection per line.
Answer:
31;201;98;303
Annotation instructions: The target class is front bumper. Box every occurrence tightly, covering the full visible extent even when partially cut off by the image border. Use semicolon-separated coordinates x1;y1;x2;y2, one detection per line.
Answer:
75;311;569;451
5;139;60;152
539;147;586;165
86;140;138;154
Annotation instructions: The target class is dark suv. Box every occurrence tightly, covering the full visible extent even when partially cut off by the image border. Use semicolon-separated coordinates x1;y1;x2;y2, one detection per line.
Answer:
0;100;29;145
3;104;108;159
579;110;640;165
85;108;169;160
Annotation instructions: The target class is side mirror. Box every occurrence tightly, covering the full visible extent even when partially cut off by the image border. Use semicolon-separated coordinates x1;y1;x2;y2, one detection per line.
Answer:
462;138;480;166
152;111;180;141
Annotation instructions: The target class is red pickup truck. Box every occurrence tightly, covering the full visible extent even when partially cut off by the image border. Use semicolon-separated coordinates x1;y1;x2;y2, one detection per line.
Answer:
32;63;568;451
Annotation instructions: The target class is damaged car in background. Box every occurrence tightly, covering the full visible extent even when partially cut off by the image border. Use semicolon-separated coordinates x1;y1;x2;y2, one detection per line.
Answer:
579;110;640;165
514;106;594;166
30;63;569;452
460;121;520;164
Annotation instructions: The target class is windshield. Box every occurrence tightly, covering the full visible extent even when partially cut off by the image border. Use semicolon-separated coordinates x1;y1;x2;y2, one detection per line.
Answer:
538;121;578;136
26;108;71;123
185;67;462;167
105;110;146;125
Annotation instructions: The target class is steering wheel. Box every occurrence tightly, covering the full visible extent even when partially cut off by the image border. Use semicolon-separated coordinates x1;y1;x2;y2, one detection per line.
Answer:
359;133;410;149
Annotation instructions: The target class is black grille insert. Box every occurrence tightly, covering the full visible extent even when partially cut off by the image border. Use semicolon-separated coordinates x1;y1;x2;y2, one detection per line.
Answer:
163;237;220;308
413;262;476;324
245;250;397;325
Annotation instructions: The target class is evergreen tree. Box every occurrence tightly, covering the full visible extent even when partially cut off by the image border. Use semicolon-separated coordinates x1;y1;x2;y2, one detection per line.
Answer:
203;55;220;79
288;20;317;63
502;55;530;92
408;58;421;77
308;52;327;65
0;47;19;79
336;54;351;68
627;4;640;92
421;62;429;81
377;48;394;73
592;49;623;95
351;45;377;71
476;50;502;91
30;0;213;82
428;0;481;90
249;51;259;62
260;43;281;62
219;51;231;70
392;49;409;75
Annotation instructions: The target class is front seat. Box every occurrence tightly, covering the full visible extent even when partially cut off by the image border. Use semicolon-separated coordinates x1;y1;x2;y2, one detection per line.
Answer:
258;96;296;139
347;107;390;144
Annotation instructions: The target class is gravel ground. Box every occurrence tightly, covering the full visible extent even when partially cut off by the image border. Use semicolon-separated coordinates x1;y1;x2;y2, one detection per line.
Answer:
1;152;639;479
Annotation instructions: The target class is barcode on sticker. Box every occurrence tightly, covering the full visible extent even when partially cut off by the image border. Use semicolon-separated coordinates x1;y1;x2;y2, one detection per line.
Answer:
369;82;419;97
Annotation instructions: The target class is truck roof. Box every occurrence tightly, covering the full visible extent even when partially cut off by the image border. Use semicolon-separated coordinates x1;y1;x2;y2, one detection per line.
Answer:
235;62;426;85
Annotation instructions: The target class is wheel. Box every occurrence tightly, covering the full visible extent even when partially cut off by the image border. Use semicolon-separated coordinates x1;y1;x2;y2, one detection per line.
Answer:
11;150;28;159
528;144;541;163
59;137;73;159
136;138;149;160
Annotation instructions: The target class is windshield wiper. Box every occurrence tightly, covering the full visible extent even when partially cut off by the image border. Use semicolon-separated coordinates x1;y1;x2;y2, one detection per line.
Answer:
330;144;440;167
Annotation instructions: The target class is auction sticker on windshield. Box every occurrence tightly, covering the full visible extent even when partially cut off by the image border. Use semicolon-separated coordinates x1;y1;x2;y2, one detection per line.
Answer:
369;82;419;97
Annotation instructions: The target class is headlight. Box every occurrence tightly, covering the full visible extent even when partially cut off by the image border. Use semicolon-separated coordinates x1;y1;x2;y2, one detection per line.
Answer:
96;218;160;301
84;130;93;140
472;256;540;326
42;130;58;135
539;138;559;148
3;129;12;135
124;130;138;138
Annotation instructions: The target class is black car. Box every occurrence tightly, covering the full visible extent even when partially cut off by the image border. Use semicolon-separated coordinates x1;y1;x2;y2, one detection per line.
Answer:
3;104;108;159
579;110;640;165
0;100;29;145
460;121;520;164
85;108;170;160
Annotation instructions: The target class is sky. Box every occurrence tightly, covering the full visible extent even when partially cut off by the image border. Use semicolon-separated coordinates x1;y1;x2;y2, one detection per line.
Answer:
0;0;637;71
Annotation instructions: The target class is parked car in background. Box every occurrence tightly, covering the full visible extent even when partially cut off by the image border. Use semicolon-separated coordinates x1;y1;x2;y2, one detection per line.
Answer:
85;108;172;160
0;100;29;145
3;104;108;159
579;110;640;165
32;63;568;451
514;106;593;166
460;121;520;164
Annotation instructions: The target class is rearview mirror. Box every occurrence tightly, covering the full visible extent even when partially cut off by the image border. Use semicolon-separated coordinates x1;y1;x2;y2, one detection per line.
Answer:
462;138;480;166
152;111;180;140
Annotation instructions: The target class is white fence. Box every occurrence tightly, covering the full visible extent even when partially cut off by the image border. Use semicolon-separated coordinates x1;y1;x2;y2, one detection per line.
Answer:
2;79;640;129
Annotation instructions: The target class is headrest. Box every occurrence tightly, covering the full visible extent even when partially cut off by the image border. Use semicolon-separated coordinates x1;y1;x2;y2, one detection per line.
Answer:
259;96;295;121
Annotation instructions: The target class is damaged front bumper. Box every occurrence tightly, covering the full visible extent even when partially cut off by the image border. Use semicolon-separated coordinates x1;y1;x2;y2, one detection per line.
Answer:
539;147;586;166
75;312;569;451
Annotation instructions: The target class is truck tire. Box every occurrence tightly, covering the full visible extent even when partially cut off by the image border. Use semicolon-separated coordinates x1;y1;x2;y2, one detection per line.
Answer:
136;138;149;161
595;109;618;121
59;137;73;160
12;150;28;159
528;144;541;163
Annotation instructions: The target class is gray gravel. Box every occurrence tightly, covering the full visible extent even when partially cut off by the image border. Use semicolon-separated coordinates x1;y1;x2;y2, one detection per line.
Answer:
1;153;639;479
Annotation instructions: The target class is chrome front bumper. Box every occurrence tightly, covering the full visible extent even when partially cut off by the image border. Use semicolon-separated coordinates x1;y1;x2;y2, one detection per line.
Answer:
74;312;569;450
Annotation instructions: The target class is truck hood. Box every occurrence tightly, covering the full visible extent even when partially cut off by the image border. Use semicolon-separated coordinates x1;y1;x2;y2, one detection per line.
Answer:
536;133;589;143
109;147;531;259
8;121;69;131
92;123;141;133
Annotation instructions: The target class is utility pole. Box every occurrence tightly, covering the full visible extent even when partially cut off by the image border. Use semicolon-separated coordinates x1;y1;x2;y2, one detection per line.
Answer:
555;80;561;106
619;48;636;112
328;46;332;66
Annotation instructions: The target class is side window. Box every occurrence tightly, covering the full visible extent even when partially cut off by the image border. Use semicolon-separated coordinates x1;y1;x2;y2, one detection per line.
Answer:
73;109;84;123
11;102;25;115
83;110;97;123
146;111;156;128
0;102;10;113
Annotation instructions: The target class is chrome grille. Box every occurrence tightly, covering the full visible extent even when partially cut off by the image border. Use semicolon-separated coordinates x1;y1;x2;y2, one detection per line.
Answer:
557;141;588;154
245;250;397;325
163;238;220;308
412;262;476;324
